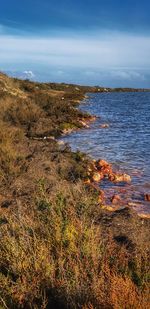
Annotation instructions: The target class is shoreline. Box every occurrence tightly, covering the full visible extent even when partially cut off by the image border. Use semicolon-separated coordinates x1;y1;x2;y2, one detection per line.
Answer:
0;73;150;309
61;93;150;218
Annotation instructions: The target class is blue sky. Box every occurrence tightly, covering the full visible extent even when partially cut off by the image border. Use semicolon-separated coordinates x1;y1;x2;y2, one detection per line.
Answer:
0;0;150;87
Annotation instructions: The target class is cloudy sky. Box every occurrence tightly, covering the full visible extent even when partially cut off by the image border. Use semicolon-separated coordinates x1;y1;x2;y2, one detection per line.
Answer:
0;0;150;87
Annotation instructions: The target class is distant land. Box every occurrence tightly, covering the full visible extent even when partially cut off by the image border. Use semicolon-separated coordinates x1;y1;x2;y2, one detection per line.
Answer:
2;69;150;92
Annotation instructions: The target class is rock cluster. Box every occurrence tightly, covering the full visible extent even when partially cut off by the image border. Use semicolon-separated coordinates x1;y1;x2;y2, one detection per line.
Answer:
85;158;132;210
87;159;131;185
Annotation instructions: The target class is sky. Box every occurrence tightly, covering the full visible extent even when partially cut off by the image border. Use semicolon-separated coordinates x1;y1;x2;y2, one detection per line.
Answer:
0;0;150;87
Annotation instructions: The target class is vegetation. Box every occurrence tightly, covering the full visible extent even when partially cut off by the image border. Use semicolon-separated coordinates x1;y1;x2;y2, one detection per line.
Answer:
0;73;149;308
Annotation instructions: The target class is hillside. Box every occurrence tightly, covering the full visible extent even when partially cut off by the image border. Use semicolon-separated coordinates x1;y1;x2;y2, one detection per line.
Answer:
0;73;149;309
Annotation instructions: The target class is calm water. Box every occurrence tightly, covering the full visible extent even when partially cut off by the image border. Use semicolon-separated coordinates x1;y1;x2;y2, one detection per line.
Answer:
61;92;150;213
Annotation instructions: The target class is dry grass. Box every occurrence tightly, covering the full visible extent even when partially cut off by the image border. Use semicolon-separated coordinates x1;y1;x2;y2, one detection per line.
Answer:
0;97;44;132
0;73;149;308
0;183;149;308
0;121;25;183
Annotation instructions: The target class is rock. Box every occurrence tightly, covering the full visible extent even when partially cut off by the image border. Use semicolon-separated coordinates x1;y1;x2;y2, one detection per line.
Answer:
97;159;110;168
144;194;150;202
123;174;132;182
111;195;121;204
90;116;97;122
47;136;55;141
109;173;116;181
138;213;150;219
113;174;131;183
92;172;103;182
101;205;119;212
96;160;113;178
99;124;109;128
79;116;96;127
128;202;141;207
57;140;65;146
62;128;74;135
79;120;90;128
101;166;112;176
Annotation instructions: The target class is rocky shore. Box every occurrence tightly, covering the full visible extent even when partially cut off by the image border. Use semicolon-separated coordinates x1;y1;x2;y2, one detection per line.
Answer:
0;72;149;309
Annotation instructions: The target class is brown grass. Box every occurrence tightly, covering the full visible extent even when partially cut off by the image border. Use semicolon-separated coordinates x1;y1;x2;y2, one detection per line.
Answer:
0;73;149;308
0;189;149;308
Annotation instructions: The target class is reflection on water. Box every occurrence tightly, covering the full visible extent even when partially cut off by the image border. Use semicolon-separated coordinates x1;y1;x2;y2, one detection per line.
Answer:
61;92;150;213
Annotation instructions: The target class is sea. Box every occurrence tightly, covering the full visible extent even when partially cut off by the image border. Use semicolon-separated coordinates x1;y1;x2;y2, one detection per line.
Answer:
61;92;150;214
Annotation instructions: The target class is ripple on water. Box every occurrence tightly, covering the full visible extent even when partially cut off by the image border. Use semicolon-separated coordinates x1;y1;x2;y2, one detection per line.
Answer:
61;92;150;214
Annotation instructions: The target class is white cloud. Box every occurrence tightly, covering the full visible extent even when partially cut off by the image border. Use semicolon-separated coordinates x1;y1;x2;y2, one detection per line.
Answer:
109;70;146;80
0;31;150;70
23;70;35;78
0;30;150;87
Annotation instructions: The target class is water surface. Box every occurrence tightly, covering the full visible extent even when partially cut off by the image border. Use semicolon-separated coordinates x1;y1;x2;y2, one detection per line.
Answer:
61;92;150;213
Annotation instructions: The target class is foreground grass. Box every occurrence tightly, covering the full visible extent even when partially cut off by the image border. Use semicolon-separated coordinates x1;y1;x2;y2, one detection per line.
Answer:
0;73;150;308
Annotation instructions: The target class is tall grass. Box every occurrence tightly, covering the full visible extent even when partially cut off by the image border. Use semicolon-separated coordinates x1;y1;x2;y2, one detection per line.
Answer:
0;74;149;308
0;183;149;308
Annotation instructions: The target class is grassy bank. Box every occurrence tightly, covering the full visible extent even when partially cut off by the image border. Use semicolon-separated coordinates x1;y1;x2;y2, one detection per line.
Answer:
0;73;150;309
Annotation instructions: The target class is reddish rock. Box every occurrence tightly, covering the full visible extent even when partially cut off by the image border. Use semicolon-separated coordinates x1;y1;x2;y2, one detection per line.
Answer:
144;194;150;202
111;195;121;204
109;173;116;181
101;166;112;176
123;174;132;182
97;159;110;169
113;173;131;183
